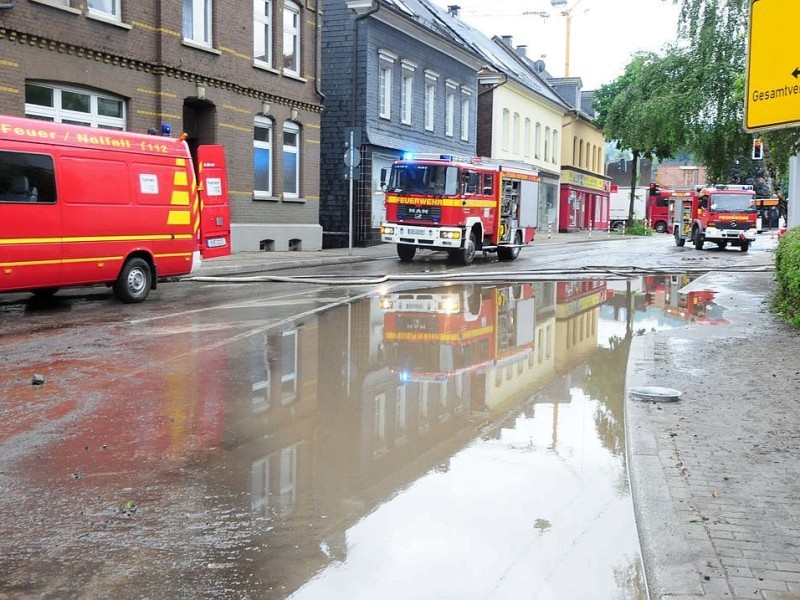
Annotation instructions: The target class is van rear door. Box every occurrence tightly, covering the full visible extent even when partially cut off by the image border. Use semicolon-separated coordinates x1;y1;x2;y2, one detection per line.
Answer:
196;145;231;259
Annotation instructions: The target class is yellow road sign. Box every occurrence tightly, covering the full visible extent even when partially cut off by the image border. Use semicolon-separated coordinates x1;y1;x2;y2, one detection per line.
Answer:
745;0;800;132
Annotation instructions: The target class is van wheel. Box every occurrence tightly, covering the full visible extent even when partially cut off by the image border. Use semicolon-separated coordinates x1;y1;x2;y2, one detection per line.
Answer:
113;257;152;303
655;221;667;233
457;232;477;265
740;241;750;252
397;244;416;262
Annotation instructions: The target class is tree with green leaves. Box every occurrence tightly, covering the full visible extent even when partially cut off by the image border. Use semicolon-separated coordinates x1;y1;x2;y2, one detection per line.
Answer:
594;50;690;223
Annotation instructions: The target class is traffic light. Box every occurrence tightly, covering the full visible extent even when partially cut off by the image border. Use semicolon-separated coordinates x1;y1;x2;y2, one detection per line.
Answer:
752;139;764;160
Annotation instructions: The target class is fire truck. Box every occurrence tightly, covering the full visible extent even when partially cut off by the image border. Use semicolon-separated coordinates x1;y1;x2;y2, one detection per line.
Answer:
0;115;231;302
647;183;673;233
380;154;539;265
670;184;757;252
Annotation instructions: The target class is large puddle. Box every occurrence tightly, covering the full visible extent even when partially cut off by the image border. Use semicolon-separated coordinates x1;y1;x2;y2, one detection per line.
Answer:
0;274;726;598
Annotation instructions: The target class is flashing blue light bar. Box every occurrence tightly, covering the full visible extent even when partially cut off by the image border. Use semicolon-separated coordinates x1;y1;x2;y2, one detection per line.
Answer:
403;152;414;160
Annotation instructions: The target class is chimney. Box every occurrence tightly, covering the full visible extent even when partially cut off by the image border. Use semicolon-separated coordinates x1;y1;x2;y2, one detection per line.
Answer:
447;4;460;16
516;45;527;58
501;35;513;46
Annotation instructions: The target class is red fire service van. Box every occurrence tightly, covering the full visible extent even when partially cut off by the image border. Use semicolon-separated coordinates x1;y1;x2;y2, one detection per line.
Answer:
0;115;230;302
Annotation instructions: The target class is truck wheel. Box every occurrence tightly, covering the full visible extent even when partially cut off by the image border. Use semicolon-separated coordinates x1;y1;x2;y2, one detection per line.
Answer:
674;229;685;247
113;257;152;303
457;232;477;266
693;228;704;250
655;221;667;234
498;231;522;261
397;244;416;263
740;241;750;252
32;287;60;298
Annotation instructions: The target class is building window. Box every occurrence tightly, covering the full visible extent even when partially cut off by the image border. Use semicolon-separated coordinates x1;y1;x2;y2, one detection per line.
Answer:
254;0;272;67
445;80;457;137
400;60;416;125
512;113;520;153
379;64;392;120
552;130;559;163
183;0;212;47
88;0;120;19
254;116;272;198
460;92;470;141
534;122;542;160
523;118;531;157
282;121;299;197
25;82;125;129
502;109;510;151
544;126;550;162
283;1;300;75
401;71;413;125
424;73;437;132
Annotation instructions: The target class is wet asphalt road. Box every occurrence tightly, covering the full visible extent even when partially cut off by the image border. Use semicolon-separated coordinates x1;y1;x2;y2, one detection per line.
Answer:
0;234;779;599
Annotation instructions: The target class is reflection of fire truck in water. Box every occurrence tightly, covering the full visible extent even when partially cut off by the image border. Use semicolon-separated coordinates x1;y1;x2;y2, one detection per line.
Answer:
670;184;757;251
644;275;728;324
379;284;535;382
380;155;540;265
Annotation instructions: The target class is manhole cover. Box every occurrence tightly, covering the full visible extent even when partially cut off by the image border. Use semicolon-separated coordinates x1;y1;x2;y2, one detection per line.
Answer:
629;386;682;402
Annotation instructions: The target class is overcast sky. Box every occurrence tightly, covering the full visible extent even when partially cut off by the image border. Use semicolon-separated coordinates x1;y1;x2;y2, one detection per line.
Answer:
432;0;683;90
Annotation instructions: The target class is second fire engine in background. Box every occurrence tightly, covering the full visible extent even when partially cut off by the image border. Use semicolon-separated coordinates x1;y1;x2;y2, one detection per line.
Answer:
670;184;757;252
380;155;540;265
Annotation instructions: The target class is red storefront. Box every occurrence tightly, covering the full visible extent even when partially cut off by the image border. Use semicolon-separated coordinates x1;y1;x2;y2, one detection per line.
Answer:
558;168;611;233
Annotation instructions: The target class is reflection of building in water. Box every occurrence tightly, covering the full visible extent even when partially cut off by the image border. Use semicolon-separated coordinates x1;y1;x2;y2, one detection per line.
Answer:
554;280;607;373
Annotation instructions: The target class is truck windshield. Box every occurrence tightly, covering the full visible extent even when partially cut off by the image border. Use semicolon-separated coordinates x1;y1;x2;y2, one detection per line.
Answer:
710;193;756;212
387;164;459;196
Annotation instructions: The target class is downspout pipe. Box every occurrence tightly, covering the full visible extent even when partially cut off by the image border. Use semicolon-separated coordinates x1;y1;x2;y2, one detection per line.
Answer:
350;2;381;127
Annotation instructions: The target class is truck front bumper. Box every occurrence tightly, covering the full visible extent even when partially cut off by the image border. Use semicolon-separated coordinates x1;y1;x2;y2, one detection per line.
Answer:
704;227;756;242
380;223;464;250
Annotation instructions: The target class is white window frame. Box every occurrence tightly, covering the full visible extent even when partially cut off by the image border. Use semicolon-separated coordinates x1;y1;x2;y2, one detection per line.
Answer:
183;0;212;47
512;112;520;153
502;109;510;151
379;66;392;120
552;130;559;163
24;82;126;130
282;1;301;76
544;126;551;162
523;118;531;157
254;115;273;198
253;0;272;68
460;89;470;142
445;80;457;138
424;70;438;132
401;60;416;126
534;122;542;160
282;121;300;198
87;0;120;20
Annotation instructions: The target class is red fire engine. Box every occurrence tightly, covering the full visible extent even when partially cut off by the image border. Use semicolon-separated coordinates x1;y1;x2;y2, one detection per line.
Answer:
670;184;757;252
647;183;673;233
0;115;230;302
380;154;539;265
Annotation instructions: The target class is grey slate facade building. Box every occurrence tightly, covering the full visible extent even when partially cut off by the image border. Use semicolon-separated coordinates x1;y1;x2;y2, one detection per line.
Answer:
0;0;323;251
320;0;484;248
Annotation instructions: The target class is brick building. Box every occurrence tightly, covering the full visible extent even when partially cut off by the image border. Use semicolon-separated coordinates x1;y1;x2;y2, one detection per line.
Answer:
0;0;323;251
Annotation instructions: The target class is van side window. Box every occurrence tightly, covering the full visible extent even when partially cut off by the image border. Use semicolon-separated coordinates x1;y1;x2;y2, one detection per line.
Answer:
0;151;56;204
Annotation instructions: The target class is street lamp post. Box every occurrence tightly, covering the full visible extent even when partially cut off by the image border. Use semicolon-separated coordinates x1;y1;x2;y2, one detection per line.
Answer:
550;0;588;78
